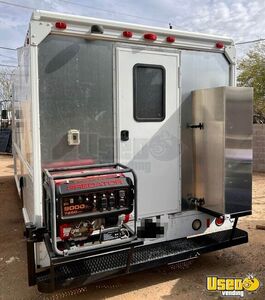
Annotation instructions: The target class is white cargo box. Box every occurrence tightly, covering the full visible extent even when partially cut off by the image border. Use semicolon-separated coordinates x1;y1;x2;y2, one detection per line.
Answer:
12;10;252;292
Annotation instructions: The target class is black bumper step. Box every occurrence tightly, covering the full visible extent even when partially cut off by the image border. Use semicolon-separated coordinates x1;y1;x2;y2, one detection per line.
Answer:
37;228;248;293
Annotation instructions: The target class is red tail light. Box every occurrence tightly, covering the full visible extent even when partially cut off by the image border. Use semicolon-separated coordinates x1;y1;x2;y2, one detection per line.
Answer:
166;36;175;43
55;21;67;29
123;31;133;38
216;41;224;49
144;33;157;41
215;216;225;226
123;214;130;223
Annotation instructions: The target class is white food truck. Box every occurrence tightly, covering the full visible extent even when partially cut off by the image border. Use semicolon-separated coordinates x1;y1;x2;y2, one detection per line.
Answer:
12;10;253;292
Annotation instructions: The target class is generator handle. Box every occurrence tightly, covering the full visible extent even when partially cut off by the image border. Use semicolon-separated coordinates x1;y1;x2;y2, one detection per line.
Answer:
44;163;133;181
45;162;131;173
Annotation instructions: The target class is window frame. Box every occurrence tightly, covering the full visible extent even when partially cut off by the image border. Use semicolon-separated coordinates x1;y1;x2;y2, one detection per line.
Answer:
133;63;166;122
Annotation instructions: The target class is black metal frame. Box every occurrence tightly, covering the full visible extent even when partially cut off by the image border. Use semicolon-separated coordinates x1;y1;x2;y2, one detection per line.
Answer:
24;223;47;286
25;213;248;291
197;205;252;218
197;206;224;218
32;227;248;293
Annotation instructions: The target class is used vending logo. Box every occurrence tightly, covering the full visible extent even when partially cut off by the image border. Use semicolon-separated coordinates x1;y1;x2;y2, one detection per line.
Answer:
206;274;261;297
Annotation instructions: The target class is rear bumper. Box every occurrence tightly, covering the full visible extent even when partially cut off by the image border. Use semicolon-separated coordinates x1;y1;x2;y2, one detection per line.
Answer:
36;228;248;293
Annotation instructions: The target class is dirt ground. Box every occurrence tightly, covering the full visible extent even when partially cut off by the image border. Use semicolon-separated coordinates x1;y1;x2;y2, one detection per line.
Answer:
0;154;264;300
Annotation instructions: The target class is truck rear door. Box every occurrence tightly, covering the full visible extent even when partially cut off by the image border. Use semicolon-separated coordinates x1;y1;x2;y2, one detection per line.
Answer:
116;47;181;218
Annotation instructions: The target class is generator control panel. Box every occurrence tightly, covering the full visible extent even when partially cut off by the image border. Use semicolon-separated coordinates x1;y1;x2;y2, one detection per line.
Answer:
55;175;134;221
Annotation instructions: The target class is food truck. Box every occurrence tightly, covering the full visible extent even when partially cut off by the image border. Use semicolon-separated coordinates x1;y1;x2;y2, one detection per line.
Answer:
12;10;253;292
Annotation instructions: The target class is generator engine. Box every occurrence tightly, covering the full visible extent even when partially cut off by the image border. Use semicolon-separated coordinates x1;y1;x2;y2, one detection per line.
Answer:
43;164;136;255
59;221;94;241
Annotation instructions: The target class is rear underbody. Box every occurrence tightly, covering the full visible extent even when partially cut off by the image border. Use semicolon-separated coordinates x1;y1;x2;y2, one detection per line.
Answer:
27;225;247;293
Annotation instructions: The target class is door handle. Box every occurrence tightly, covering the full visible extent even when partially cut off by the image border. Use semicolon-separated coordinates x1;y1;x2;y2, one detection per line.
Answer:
187;122;204;130
121;130;129;141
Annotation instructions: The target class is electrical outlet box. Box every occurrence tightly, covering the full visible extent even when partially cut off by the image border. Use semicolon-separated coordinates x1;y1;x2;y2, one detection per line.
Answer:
67;129;80;146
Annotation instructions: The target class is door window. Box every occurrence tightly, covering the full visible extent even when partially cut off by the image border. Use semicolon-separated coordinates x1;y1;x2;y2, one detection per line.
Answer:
133;64;165;122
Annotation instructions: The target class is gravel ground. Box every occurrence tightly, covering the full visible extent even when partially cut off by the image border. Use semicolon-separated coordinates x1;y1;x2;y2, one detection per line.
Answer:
0;155;264;300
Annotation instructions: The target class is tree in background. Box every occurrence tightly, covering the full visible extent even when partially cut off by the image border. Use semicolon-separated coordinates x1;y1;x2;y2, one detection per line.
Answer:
0;67;14;127
0;67;13;105
237;43;265;123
